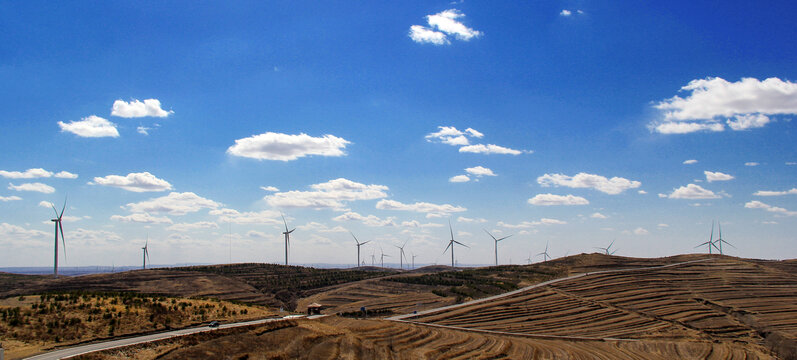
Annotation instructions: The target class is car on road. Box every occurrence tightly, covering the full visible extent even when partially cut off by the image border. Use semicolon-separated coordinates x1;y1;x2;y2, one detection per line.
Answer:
208;321;220;328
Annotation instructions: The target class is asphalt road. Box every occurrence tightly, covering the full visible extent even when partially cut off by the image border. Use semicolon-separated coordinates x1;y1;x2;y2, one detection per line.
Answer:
25;315;305;360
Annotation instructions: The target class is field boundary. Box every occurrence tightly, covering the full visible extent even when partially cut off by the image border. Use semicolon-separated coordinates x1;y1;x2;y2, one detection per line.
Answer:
388;257;715;321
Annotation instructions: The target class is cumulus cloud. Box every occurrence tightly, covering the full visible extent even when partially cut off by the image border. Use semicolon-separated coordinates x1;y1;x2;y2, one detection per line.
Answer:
426;126;526;155
638;190;647;194
465;166;496;177
457;216;487;223
110;213;173;224
449;175;470;183
209;208;282;225
754;188;797;196
265;178;388;210
666;184;720;199
167;221;219;232
590;212;608;219
332;212;397;227
58;115;119;138
528;194;589;206
67;228;124;246
0;195;22;202
376;199;466;218
537;172;641;195
409;9;481;45
745;162;759;167
227;132;350;161
497;218;567;228
125;192;220;215
39;201;54;208
745;200;797;216
704;171;734;182
92;172;173;192
8;182;55;194
683;159;698;165
560;9;572;16
0;222;49;242
0;168;52;179
297;222;349;233
633;227;649;235
111;99;172;118
55;171;78;179
652;77;797;134
459;144;523;155
260;186;279;192
137;126;151;135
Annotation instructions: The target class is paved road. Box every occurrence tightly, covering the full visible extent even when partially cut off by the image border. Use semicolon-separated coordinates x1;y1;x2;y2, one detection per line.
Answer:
25;315;305;360
388;257;714;321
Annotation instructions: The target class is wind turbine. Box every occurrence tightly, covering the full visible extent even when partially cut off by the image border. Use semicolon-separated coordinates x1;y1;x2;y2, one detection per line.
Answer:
526;253;532;264
394;240;408;270
484;229;513;266
443;220;469;268
412;253;417;269
714;222;735;255
370;250;376;266
379;246;390;268
50;199;67;278
695;220;720;254
595;239;618;255
281;213;295;265
351;232;370;268
537;241;551;262
142;235;151;269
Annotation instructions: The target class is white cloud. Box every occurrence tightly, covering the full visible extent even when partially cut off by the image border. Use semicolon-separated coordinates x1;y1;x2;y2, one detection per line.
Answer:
400;220;444;228
465;166;496;177
332;212;397;227
260;186;279;192
137;126;150;135
465;128;484;138
787;162;797;166
745;162;759;167
459;144;524;155
409;25;448;45
527;194;589;206
58;115;119;138
0;168;52;179
67;228;123;246
92;172;173;192
457;216;487;223
652;77;797;134
246;230;268;239
633;227;649;235
110;213;173;224
39;200;54;208
209;208;282;225
425;126;481;146
410;9;482;45
125;192;220;215
745;200;797;216
560;9;572;16
538;172;641;195
265;178;388;210
753;188;797;196
54;171;78;179
0;195;22;202
657;223;669;228
111;99;172;118
297;222;349;233
167;221;219;232
449;175;470;183
0;223;49;242
667;184;720;199
375;199;466;217
227;132;350;161
704;171;734;182
590;212;608;219
638;190;647;194
498;218;567;228
8;182;55;194
683;159;698;165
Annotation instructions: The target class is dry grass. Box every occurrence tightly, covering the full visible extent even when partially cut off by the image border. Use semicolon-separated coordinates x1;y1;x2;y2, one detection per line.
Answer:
0;292;276;360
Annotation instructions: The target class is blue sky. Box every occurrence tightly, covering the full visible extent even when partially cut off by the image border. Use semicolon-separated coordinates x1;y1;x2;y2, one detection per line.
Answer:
1;1;796;268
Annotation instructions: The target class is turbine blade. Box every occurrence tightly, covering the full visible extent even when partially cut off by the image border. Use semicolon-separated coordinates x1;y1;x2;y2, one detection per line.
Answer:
710;221;714;242
51;205;59;217
362;240;370;245
281;213;289;232
289;228;295;233
59;197;67;218
351;232;359;245
449;220;454;240
483;229;497;241
497;234;513;241
59;221;66;262
443;241;452;254
453;240;468;248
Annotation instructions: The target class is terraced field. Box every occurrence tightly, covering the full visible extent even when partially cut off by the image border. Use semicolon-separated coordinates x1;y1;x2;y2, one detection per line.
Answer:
401;257;797;358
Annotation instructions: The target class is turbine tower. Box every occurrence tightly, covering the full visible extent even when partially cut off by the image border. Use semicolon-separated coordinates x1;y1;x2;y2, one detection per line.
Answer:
50;200;67;278
484;229;513;266
443;220;469;268
714;222;735;255
412;253;417;269
379;246;390;268
394;240;408;270
595;239;618;255
142;235;151;269
351;232;370;268
371;250;376;266
281;213;295;265
695;221;720;254
537;241;551;262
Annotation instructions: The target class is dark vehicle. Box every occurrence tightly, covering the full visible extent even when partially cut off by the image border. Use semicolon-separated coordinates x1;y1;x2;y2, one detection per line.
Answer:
208;321;220;328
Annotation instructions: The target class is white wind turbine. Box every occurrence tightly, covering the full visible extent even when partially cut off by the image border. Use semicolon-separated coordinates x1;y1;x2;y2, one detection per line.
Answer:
714;221;735;255
484;229;513;266
412;253;417;269
281;213;295;265
537;241;551;262
50;199;67;278
443;220;469;268
351;232;370;268
595;239;618;255
394;240;408;270
142;235;151;269
380;246;390;268
695;220;720;254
